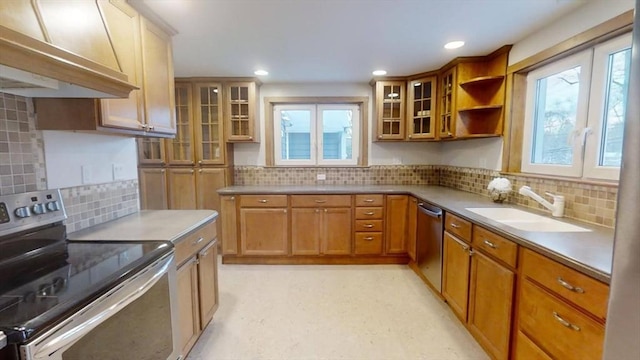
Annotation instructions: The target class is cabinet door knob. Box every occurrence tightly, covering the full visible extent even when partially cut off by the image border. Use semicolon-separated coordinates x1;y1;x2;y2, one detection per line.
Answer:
190;170;195;174
249;136;253;140
198;160;202;165
378;135;382;139
229;196;235;200
259;199;268;203
198;169;202;173
148;125;155;131
161;169;165;173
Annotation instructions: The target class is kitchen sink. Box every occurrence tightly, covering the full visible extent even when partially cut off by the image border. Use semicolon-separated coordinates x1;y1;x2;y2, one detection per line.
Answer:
465;207;591;232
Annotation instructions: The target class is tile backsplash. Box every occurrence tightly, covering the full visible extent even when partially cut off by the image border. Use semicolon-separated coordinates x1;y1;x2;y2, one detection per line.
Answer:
61;180;139;233
234;165;440;185
0;93;46;194
235;165;618;228
0;92;139;233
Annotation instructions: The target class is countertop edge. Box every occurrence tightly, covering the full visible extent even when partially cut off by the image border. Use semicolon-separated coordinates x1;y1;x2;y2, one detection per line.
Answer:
218;185;613;284
166;212;218;243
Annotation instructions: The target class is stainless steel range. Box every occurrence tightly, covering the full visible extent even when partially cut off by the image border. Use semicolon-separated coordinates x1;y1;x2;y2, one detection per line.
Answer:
0;190;179;360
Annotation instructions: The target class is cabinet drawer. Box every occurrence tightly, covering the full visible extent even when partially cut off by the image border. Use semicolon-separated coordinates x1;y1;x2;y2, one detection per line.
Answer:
445;213;471;242
239;195;287;208
354;232;383;254
472;226;518;268
514;331;552;360
354;207;383;219
175;221;216;266
522;249;609;320
519;279;604;360
354;194;384;207
355;220;383;232
290;195;351;207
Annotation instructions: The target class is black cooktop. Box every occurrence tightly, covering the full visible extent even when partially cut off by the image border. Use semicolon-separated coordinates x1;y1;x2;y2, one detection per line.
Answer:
0;224;172;344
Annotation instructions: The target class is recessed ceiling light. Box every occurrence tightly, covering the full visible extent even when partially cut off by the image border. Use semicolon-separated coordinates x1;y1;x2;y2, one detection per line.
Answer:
444;41;465;50
254;69;269;76
372;70;387;76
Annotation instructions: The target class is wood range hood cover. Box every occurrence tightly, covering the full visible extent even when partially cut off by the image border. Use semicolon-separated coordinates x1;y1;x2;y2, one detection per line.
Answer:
0;0;137;98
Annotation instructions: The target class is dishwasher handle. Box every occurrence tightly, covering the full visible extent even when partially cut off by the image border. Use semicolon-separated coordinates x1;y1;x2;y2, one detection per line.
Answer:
418;203;442;218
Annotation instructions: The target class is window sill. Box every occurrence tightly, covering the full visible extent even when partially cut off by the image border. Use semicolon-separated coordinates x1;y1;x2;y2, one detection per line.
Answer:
500;171;619;188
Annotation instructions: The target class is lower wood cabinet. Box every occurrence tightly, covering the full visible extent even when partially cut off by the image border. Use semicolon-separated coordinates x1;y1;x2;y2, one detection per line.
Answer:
442;218;517;360
467;249;515;360
291;207;352;255
240;208;288;255
174;220;218;358
442;231;471;322
220;195;238;255
406;197;418;261
385;195;409;254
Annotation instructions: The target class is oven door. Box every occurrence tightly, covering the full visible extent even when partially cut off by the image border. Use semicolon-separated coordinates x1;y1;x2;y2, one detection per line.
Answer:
20;252;179;360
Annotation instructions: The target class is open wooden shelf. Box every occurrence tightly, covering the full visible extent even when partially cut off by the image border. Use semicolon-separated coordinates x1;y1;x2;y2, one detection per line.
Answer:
458;105;503;113
459;75;505;87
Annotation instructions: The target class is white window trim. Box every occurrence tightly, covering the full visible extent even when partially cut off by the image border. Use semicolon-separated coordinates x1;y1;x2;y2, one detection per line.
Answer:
522;50;593;178
317;104;360;166
583;33;632;181
273;104;316;166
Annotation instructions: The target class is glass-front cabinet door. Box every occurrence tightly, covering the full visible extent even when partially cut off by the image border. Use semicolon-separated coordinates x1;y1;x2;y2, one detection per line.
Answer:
439;67;457;138
137;138;166;165
166;82;194;165
226;81;257;142
407;76;437;140
375;81;406;140
195;83;225;165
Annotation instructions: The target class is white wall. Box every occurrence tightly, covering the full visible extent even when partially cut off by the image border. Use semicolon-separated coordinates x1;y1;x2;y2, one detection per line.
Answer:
509;0;635;65
440;137;503;170
233;83;442;166
43;131;138;189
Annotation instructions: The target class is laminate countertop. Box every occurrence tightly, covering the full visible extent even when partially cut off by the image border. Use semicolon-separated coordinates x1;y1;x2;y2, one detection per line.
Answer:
68;210;218;244
219;185;614;283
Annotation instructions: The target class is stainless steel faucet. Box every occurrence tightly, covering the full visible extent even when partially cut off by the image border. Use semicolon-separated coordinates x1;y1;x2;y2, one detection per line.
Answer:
518;186;565;217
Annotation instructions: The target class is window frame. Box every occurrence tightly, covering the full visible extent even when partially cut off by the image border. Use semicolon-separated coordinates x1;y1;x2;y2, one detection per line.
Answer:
521;51;593;178
502;10;633;181
273;104;317;166
265;97;369;167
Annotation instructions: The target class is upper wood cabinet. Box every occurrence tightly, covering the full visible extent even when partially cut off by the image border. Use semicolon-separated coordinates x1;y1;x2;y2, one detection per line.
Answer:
138;138;166;165
407;77;437;140
167;82;195;165
140;17;176;135
0;0;136;97
441;46;511;139
195;82;226;165
32;3;176;137
374;81;406;140
225;81;258;142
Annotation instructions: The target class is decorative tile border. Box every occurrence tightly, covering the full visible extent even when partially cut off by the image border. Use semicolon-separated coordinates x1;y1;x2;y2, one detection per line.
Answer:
235;165;618;228
439;166;618;228
61;180;139;233
0;93;46;195
233;165;440;186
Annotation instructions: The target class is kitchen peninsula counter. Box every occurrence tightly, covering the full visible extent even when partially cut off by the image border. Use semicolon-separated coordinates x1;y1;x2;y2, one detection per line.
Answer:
219;185;614;283
68;210;218;243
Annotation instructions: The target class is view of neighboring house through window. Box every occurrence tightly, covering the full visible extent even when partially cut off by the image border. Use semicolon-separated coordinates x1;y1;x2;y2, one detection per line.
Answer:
522;33;631;180
274;104;359;166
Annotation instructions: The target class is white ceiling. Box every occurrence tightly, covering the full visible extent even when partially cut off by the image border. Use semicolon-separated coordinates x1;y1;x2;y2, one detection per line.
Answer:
143;0;586;83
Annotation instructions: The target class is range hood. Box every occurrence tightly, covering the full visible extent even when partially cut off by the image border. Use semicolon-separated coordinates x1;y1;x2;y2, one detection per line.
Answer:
0;1;137;98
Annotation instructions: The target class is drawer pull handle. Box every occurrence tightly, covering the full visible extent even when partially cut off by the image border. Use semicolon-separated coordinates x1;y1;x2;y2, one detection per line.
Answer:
483;239;497;249
552;311;581;331
364;199;375;203
259;199;268;203
450;223;460;228
193;237;204;246
364;211;375;215
557;277;584;293
364;237;374;241
363;224;374;228
314;200;327;203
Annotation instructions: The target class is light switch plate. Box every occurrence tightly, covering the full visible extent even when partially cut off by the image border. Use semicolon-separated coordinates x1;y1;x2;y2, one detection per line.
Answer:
112;163;125;180
81;165;92;184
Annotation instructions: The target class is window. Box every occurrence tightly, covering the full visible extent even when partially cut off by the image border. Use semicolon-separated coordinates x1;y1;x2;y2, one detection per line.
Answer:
273;104;360;166
522;33;632;180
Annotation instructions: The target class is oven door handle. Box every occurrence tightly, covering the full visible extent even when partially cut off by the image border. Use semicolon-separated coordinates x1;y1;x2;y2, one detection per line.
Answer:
31;254;173;359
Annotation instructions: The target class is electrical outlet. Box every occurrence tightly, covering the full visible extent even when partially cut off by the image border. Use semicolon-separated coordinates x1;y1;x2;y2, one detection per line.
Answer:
112;163;125;180
81;165;92;184
392;157;402;165
479;157;488;169
317;173;326;180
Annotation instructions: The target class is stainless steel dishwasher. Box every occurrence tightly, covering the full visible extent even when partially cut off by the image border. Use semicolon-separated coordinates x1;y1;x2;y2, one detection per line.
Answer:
416;201;443;293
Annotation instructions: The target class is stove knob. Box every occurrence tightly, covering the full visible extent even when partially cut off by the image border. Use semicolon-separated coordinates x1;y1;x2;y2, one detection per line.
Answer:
46;201;60;212
32;203;46;215
14;206;31;218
